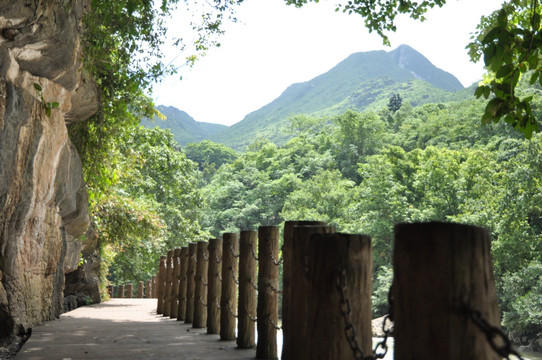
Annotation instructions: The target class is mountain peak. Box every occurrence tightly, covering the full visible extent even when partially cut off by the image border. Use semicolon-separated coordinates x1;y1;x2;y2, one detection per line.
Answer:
389;45;464;92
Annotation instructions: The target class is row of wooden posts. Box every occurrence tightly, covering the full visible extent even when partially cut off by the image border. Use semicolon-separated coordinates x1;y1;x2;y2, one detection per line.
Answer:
137;221;511;360
109;280;155;299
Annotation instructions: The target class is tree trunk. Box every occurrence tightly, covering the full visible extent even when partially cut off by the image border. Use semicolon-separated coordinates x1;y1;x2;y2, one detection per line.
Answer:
126;283;133;299
193;241;209;328
170;248;182;318
393;222;501;360
157;255;166;313
303;233;372;359
185;243;197;323
256;226;280;359
163;249;174;317
282;224;335;360
220;232;239;341
237;230;258;349
177;247;189;321
207;238;222;334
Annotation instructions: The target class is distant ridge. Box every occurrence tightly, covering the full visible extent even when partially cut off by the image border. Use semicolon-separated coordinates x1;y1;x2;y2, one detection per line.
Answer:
208;45;467;149
152;45;471;150
142;105;227;146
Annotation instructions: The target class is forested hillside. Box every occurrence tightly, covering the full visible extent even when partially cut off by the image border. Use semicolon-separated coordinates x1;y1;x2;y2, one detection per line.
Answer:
187;85;542;340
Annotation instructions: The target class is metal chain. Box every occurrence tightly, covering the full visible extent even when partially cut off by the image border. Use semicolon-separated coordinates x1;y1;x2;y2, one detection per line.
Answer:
202;251;209;262
267;314;282;330
230;243;240;258
250;243;259;261
249;278;259;291
467;309;524;360
217;273;222;283
215;299;221;310
198;296;207;307
265;281;282;294
215;252;222;264
230;267;239;285
226;302;238;318
246;312;258;323
337;268;373;360
267;240;283;266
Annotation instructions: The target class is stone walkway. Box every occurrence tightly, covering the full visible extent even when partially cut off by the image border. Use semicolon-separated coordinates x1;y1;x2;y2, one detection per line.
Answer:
16;299;258;360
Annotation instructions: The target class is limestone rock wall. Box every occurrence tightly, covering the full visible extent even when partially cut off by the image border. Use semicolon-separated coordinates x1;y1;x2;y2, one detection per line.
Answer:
0;0;98;343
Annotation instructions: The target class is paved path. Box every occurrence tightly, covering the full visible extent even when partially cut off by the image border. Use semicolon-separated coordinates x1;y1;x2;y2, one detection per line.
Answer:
16;299;258;360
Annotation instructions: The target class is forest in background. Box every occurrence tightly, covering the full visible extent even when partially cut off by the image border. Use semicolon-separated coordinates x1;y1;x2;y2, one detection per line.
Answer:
67;0;542;345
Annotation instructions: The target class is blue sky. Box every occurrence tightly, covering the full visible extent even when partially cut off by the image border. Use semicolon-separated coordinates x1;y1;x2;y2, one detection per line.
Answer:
153;0;504;126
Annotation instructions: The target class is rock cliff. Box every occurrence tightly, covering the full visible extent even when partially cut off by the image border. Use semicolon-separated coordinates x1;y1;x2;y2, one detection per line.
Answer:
0;0;98;349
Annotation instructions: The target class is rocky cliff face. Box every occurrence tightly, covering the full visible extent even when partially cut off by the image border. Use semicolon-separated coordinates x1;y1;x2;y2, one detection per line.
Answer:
0;0;98;348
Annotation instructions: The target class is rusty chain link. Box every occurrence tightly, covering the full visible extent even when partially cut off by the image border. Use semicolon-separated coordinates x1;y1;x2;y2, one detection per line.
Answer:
249;278;259;291
215;252;222;264
337;268;387;360
250;243;259;261
230;267;239;285
246;312;258;323
215;299;221;310
264;281;282;294
267;240;283;266
226;302;238;318
229;243;240;258
467;309;524;360
198;296;207;307
202;251;209;262
267;314;282;330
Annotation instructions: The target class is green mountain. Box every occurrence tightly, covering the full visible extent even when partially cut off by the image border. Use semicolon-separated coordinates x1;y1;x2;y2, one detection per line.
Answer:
208;45;472;150
141;105;227;146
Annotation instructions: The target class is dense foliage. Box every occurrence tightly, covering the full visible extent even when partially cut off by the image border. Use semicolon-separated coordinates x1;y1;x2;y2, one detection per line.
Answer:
194;90;542;337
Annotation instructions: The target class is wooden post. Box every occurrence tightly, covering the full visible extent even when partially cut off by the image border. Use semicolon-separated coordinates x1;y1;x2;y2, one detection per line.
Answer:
193;241;209;328
281;221;329;360
157;255;166;314
170;248;182;318
238;230;258;349
118;284;125;299
146;280;152;299
282;223;335;360
185;243;197;323
152;275;157;298
163;249;174;317
304;233;372;359
220;232;239;341
256;226;280;359
207;238;222;334
109;285;114;298
126;283;133;299
177;247;189;321
393;222;501;360
137;281;144;298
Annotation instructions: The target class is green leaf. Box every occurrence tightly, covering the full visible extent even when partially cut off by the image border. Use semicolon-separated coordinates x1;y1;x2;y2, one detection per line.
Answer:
51;102;59;109
33;83;42;92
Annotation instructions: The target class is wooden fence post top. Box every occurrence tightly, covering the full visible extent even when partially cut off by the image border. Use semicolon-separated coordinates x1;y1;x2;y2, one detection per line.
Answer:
160;255;167;260
174;248;182;255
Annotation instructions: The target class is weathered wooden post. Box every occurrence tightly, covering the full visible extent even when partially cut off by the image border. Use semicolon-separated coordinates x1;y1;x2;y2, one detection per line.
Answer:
163;249;174;317
393;222;502;360
152;275;157;298
118;284;125;299
146;280;152;299
185;243;197;323
305;233;372;359
137;281;144;298
126;283;133;299
193;241;209;328
177;247;189;321
157;255;167;313
256;226;280;359
170;248;182;318
108;285;114;298
207;238;222;334
238;230;258;349
282;223;335;360
220;232;239;341
281;221;329;359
